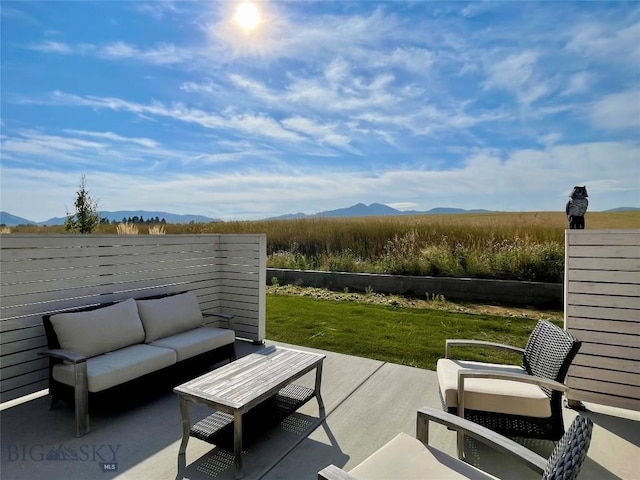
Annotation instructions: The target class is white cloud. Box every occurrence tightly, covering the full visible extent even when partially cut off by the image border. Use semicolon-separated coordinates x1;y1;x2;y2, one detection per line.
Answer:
64;130;159;148
27;40;72;53
387;202;418;210
588;90;640;131
483;50;553;105
561;72;593;96
566;21;640;65
281;116;351;147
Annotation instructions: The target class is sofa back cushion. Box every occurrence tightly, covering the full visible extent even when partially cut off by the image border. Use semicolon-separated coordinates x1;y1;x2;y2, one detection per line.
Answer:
136;291;204;342
49;298;145;358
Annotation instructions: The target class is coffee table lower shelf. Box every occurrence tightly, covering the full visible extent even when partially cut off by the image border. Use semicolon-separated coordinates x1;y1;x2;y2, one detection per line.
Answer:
190;384;316;450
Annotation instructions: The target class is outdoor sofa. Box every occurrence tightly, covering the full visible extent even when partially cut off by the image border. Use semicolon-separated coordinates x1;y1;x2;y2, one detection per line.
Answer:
40;290;236;436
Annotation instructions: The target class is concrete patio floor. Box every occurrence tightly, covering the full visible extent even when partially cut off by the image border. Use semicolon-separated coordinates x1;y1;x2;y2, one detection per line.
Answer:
1;340;638;480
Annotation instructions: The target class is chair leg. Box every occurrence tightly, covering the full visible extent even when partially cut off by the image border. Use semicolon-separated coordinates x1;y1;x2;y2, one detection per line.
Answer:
74;361;90;437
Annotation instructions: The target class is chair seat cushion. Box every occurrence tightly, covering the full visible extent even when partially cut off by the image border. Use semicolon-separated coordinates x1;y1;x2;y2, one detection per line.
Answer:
349;432;497;480
437;359;551;418
52;344;176;393
150;327;235;362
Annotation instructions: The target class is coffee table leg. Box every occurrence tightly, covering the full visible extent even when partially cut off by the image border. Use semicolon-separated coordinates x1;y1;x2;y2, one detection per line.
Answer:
177;397;190;472
315;362;325;414
234;410;243;479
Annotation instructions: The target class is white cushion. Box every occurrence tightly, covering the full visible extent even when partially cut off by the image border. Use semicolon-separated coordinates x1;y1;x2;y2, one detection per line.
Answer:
136;291;204;342
436;359;551;418
50;298;145;358
52;344;176;392
150;327;235;362
349;432;497;480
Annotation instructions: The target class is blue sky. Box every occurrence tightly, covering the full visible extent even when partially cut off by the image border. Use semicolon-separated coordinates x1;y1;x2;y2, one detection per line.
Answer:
1;1;639;222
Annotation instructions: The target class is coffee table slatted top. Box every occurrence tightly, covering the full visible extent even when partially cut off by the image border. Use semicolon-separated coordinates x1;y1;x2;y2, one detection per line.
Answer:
174;346;325;410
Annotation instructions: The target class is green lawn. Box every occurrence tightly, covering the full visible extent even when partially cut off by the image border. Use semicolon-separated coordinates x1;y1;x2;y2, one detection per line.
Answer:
266;294;561;370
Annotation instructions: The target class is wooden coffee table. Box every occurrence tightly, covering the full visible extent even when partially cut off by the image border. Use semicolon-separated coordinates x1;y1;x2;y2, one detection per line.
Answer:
174;345;326;479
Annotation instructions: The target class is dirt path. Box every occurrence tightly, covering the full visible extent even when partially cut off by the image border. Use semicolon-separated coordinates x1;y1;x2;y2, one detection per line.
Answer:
267;284;564;322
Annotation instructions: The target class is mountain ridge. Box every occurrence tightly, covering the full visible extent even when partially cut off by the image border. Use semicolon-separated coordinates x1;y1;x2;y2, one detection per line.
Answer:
0;210;219;226
1;204;638;226
266;203;493;220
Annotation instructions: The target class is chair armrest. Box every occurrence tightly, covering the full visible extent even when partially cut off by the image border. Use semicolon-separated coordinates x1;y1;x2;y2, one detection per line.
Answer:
417;407;547;474
317;465;358;480
445;339;524;358
457;369;569;394
39;349;87;364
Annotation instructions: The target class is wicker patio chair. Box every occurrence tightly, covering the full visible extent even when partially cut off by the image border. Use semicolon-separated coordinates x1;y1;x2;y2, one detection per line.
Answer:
436;319;581;455
318;407;593;480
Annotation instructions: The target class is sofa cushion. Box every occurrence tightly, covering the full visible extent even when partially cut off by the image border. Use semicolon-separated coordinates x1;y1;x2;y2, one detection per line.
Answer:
49;298;145;358
150;326;235;362
437;358;551;418
349;432;497;480
136;291;204;342
52;344;176;393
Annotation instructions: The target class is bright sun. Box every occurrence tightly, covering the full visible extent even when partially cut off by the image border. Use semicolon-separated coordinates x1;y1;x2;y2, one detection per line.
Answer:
234;2;260;31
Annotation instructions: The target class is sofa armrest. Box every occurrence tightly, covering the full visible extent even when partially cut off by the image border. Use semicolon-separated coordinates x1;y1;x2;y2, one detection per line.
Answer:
203;312;234;322
416;407;547;474
317;465;358;480
39;349;87;364
38;349;89;437
445;339;524;359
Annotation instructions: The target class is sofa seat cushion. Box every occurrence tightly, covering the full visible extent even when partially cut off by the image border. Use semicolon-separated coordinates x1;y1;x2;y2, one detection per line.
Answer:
349;432;497;480
150;327;235;362
49;298;145;358
437;359;551;418
136;291;204;342
52;344;176;393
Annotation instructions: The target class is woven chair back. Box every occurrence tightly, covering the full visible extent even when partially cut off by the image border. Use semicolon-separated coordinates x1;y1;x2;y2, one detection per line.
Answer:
542;415;593;480
523;320;582;398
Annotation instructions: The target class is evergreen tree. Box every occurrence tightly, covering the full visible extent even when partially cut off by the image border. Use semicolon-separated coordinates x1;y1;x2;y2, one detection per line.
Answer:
64;175;100;234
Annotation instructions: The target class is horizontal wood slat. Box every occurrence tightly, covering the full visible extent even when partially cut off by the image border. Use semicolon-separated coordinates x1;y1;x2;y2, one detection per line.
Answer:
567;377;640;399
577;343;639;361
571;354;639;373
567;293;640;309
567;270;640;284
569;245;640;259
567;389;640;412
0;234;266;402
566;257;640;271
566;305;638;322
569;366;640;387
569;317;639;335
565;229;640;411
570;330;640;348
567;281;640;296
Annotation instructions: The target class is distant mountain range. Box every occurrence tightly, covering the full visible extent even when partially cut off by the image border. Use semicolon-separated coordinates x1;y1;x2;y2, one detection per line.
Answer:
1;204;637;226
267;203;492;220
0;210;218;227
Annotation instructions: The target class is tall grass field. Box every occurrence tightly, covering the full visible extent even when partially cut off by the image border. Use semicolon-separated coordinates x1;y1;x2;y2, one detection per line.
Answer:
9;211;638;283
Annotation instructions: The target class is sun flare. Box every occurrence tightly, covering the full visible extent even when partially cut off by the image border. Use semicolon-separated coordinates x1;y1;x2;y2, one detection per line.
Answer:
234;2;260;31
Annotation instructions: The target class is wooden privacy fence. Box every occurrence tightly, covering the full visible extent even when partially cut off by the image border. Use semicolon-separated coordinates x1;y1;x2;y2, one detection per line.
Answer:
564;229;640;411
0;234;266;403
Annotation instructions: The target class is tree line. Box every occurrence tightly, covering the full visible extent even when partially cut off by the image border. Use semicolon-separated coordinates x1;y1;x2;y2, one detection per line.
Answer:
99;216;167;225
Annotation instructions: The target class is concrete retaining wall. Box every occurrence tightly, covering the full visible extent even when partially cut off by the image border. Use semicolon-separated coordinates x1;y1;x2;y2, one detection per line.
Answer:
267;268;562;309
